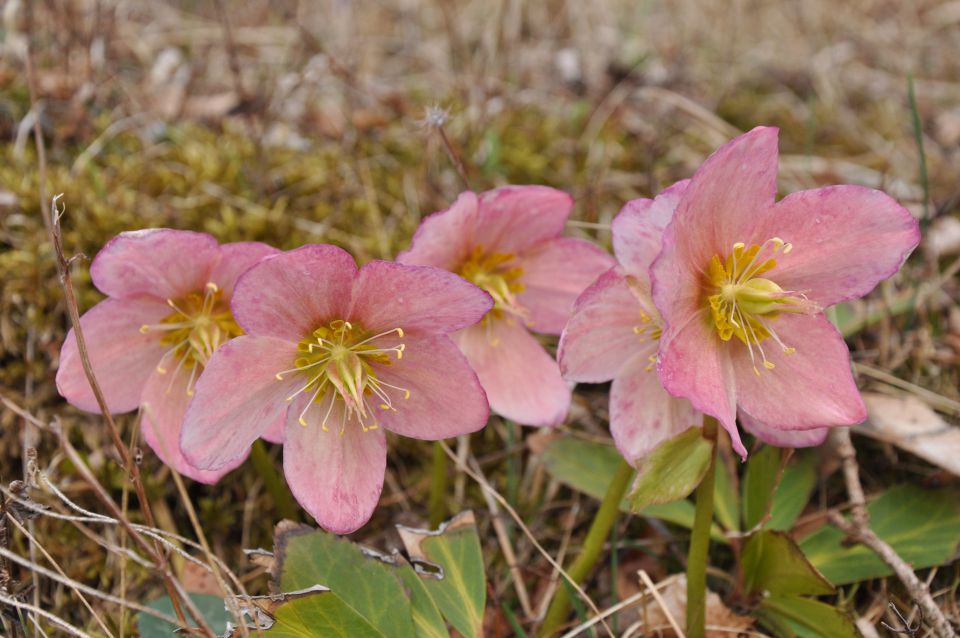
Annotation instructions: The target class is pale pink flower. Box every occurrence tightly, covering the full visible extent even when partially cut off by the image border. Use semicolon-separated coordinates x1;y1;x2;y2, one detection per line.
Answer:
559;182;701;465
56;229;281;482
180;245;492;533
650;127;920;458
398;186;614;426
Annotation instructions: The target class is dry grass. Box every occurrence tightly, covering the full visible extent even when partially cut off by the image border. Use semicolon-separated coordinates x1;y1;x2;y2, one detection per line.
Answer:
1;0;958;635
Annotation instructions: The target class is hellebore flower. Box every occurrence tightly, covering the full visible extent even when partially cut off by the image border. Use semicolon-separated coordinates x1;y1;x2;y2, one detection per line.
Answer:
56;229;280;482
559;182;701;465
180;245;492;533
398;186;614;426
650;127;920;458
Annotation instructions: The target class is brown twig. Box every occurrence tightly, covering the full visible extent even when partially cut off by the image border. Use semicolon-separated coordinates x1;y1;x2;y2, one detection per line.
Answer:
47;196;212;635
831;428;956;638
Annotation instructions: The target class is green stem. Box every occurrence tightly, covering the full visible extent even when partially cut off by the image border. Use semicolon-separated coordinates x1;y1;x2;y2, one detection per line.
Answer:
540;458;634;637
250;439;299;521
686;416;719;638
428;440;449;529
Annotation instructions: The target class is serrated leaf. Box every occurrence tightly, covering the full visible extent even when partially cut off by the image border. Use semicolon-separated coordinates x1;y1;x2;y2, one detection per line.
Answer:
138;593;231;637
800;485;960;585
397;562;451;638
541;436;724;539
275;525;415;638
264;591;384;638
397;511;485;638
742;444;781;529
759;595;861;638
742;531;834;597
714;460;740;532
628;427;713;512
768;451;817;531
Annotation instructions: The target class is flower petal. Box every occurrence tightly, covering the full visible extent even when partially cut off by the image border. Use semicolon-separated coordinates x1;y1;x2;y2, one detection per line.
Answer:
231;245;357;341
370;334;488;439
261;414;286;444
652;129;780;329
141;368;244;484
761;186;921;306
90;229;221;301
56;298;171;413
283;396;387;534
612;179;689;282
738;410;830;448
559;267;649;383
474;186;573;253
516;238;615;334
181;336;300;470
397;191;479;271
611;352;701;464
457;320;570;427
731;314;866;429
350;261;492;336
209;242;281;296
656;312;744;457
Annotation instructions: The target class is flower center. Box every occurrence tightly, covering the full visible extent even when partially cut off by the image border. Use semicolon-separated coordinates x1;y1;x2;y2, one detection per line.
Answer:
457;245;527;324
140;282;241;394
275;320;408;434
706;238;817;376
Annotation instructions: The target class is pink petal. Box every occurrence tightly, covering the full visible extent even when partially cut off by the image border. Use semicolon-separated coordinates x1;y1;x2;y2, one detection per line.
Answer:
181;336;300;470
612;179;689;282
473;186;573;253
90;229;221;301
56;298;170;413
651;129;780;332
516;238;615;334
457;320;570;427
558;267;650;383
656;312;744;458
350;261;492;336
209;242;281;296
759;186;921;306
140;368;244;484
611;352;701;464
370;334;488;439
732;314;866;429
231;245;357;341
283;396;387;534
397;192;479;271
738;411;830;448
261;413;286;444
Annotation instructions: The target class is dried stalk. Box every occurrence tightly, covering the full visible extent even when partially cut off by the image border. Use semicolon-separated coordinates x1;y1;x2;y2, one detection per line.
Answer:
831;428;955;638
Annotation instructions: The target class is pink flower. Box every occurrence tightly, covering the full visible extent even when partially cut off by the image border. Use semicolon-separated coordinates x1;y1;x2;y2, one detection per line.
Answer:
650;127;920;458
179;245;492;533
398;186;614;426
559;182;701;465
56;229;280;483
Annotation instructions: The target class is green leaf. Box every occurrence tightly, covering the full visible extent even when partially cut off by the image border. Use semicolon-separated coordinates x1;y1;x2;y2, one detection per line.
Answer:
397;511;485;638
275;525;415;638
628;427;713;512
768;451;817;531
800;485;960;585
264;592;385;638
713;459;740;532
138;593;231;637
742;444;781;529
397;562;451;638
759;595;861;638
742;531;834;597
541;436;725;539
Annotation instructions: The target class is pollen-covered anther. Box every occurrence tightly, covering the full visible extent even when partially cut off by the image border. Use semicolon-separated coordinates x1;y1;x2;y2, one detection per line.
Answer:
458;245;528;323
278;320;409;434
706;237;816;375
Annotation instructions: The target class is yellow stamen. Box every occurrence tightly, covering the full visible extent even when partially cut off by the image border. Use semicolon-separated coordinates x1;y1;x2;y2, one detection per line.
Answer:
457;245;527;324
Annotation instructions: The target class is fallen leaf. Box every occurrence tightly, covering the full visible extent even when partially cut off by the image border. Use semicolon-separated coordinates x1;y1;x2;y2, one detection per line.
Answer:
858;392;960;476
635;574;754;637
